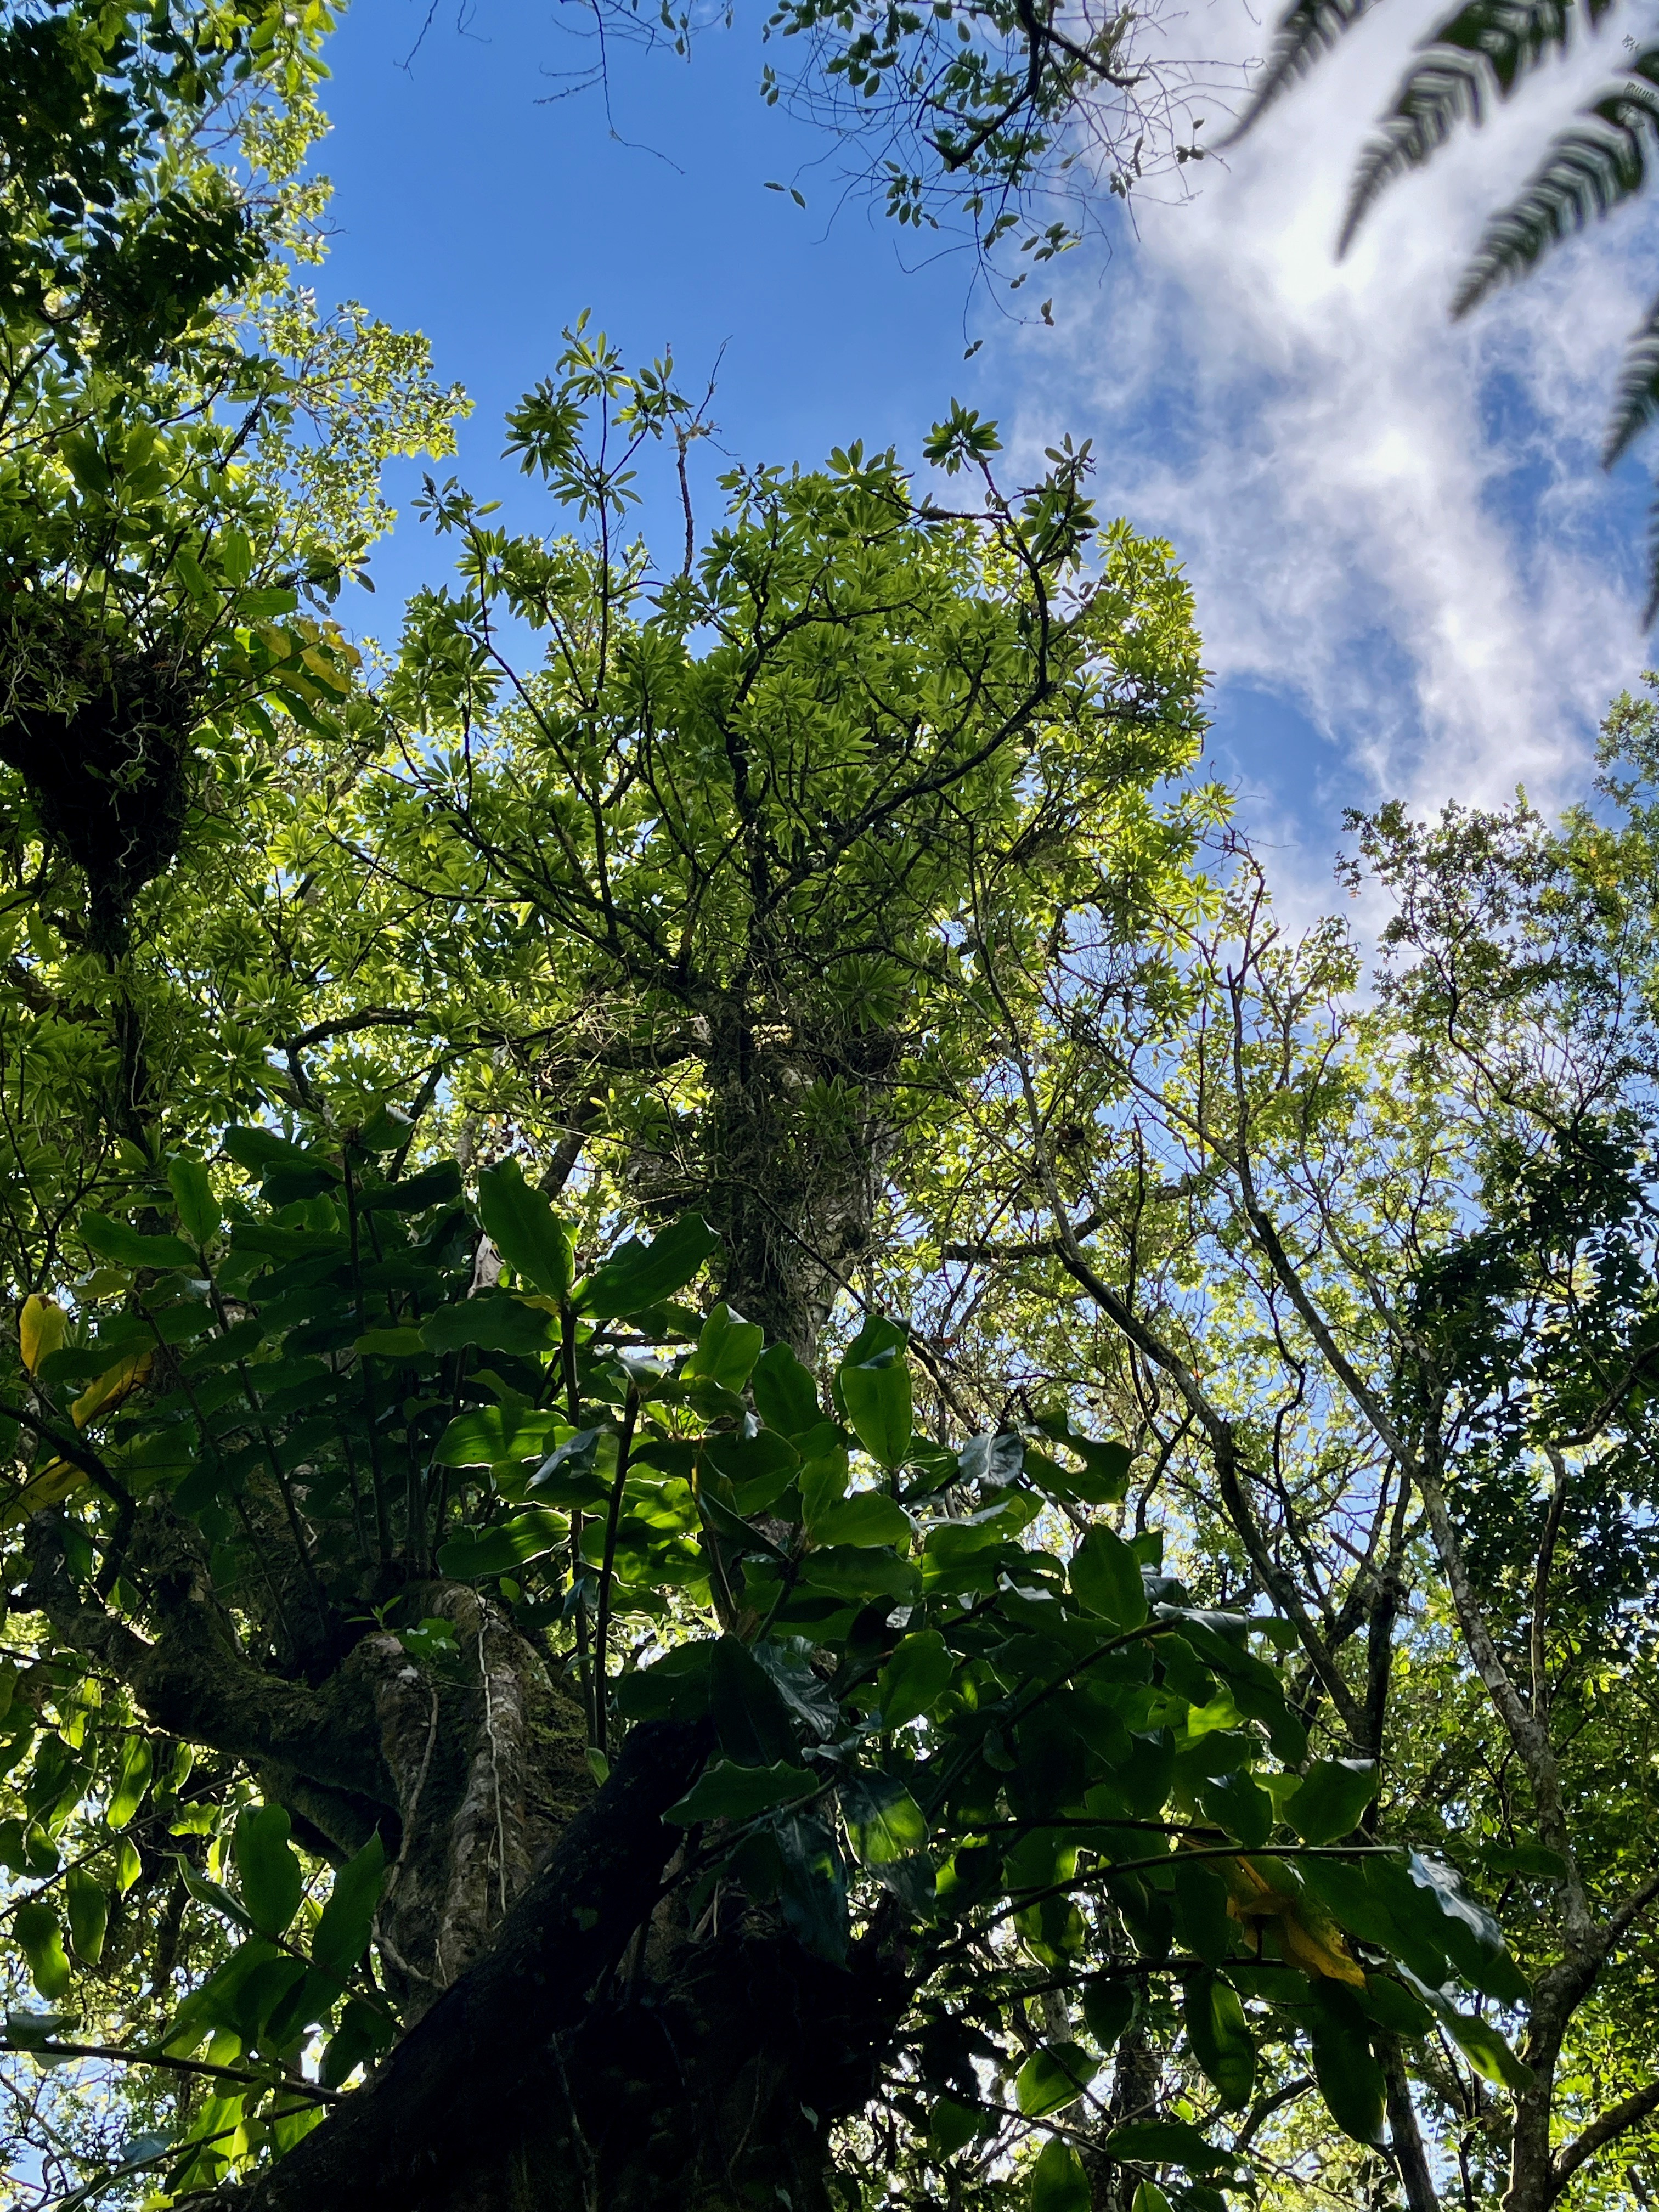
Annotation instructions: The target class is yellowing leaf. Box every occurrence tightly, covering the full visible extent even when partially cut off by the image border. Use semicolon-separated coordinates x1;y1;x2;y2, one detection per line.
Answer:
72;1350;151;1429
19;1295;66;1375
1217;1853;1365;1985
300;647;351;694
0;1458;88;1528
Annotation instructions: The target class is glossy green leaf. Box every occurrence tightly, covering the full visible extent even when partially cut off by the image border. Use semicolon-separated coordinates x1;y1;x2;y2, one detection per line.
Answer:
167;1157;220;1249
1306;1982;1386;2145
1034;1416;1133;1503
684;1303;765;1392
1129;2186;1173;2212
1197;1769;1273;1850
1183;1971;1254;2108
877;1629;954;1728
1030;2137;1090;2212
234;1803;303;1937
1015;2040;1098;2117
1284;1758;1380;1843
1103;2119;1230;2171
1172;1857;1234;1963
313;1833;386;1979
752;1342;822;1438
106;1736;153;1829
13;1901;71;1999
1069;1523;1147;1629
421;1293;559;1356
65;1868;108;1964
798;1545;919;1601
710;1635;799;1768
578;1214;720;1319
931;2094;980;2155
436;1510;567;1582
808;1488;912;1548
78;1211;196;1272
840;1769;930;1893
321;1994;394;2089
838;1314;912;1469
432;1405;562;1468
476;1158;575;1299
1082;1977;1137;2051
223;1126;323;1180
665;1758;817;1824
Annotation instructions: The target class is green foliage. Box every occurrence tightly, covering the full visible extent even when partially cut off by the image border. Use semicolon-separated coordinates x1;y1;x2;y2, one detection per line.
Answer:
0;1137;1527;2198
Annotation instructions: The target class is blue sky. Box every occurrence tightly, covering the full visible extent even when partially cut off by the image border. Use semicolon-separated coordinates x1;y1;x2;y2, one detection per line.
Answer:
316;0;1659;918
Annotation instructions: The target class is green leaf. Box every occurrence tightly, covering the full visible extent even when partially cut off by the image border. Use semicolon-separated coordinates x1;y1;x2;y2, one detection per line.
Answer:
312;1833;386;1979
1102;2119;1230;2171
1016;2041;1098;2117
1129;2187;1173;2212
701;1429;800;1514
13;1901;71;1999
1355;1974;1435;2040
808;1489;912;1548
476;1159;574;1299
360;1162;464;1213
840;1768;930;1901
234;1804;303;1938
1284;1758;1380;1843
433;1406;562;1468
838;1315;912;1469
710;1635;799;1768
223;1126;333;1181
613;1642;716;1723
321;1995;392;2089
421;1293;559;1355
1069;1525;1148;1629
1197;1770;1273;1850
1183;1971;1254;2108
1172;1858;1234;1963
798;1545;919;1602
773;1807;849;1961
1306;1982;1386;2145
106;1737;153;1829
878;1630;954;1728
1396;1850;1529;2002
684;1304;765;1392
1030;2137;1090;2212
1082;1978;1137;2051
65;1868;108;1963
436;1509;567;1582
1483;1841;1567;1879
753;1343;822;1437
664;1758;817;1824
931;2094;980;2155
78;1211;196;1272
578;1215;720;1319
354;1328;426;1359
1034;1417;1133;1503
167;1159;220;1249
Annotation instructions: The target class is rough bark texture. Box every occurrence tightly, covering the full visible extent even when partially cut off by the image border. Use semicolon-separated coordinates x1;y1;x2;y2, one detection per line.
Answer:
210;1719;901;2212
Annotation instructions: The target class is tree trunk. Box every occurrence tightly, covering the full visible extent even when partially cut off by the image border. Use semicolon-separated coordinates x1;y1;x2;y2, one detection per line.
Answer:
215;1720;902;2212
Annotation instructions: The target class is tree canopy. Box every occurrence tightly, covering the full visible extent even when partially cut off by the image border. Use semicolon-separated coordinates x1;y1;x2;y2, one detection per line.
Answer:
0;6;1654;2212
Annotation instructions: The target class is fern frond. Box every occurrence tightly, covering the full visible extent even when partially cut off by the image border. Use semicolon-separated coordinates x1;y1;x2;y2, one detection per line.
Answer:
1453;53;1659;314
1642;475;1659;624
1338;0;1621;253
1227;0;1384;143
1605;288;1659;467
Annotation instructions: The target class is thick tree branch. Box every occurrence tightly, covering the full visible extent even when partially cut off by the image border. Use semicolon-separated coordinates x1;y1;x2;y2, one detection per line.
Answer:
1552;2078;1659;2192
218;1717;711;2212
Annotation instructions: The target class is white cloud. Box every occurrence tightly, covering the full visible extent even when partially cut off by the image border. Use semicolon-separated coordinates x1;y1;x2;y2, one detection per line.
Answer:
1000;0;1659;883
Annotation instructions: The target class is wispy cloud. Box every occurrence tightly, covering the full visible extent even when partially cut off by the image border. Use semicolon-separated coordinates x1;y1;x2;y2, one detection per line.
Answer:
1002;0;1659;886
